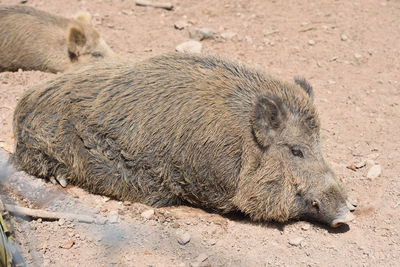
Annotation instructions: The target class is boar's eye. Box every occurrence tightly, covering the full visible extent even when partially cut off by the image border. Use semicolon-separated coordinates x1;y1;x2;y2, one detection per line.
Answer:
291;148;304;158
91;51;104;58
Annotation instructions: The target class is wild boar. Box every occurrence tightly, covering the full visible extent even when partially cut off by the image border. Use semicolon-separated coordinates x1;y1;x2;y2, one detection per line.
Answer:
0;5;116;73
12;53;355;227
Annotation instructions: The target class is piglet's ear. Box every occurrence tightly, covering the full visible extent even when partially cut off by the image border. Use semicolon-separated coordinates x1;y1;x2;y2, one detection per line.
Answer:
251;96;287;148
74;11;92;24
67;24;87;58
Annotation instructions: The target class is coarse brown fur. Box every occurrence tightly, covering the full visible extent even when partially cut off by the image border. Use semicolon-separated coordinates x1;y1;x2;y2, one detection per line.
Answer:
12;53;351;226
0;5;116;73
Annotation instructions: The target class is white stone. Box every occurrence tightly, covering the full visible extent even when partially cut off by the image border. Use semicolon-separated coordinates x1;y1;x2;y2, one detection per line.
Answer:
141;209;155;219
176;41;202;53
367;165;381;179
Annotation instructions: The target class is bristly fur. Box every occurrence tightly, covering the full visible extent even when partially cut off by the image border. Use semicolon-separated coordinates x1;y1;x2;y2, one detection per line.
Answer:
13;53;349;225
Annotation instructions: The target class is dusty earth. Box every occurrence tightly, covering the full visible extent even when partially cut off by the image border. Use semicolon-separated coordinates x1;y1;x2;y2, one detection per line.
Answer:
0;0;399;266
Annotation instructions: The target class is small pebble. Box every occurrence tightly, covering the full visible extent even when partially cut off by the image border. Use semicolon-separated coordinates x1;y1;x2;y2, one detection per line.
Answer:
121;10;133;15
301;224;310;231
308;40;315;46
58;218;65;226
354;53;363;59
174;21;188;30
190;253;208;267
177;231;191;245
220;31;237;40
207;239;217;246
109;211;119;223
341;34;348;41
176;40;202;53
188;27;214;41
288;237;304;246
367;164;381;179
141;209;155;220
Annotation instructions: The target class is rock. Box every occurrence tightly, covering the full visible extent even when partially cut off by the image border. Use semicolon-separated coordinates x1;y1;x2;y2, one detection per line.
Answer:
60;240;75;249
354;53;363;59
244;36;253;43
121;10;133;15
341;34;348;41
288;237;304;246
109;210;119;223
367;164;381;179
301;224;311;231
190;253;209;267
172;222;180;228
58;218;65;226
308;40;315;46
174;21;189;30
188;27;214;41
327;80;336;85
20;0;28;3
177;231;191;245
176;41;202;53
141;209;155;219
207;239;217;246
221;31;237;40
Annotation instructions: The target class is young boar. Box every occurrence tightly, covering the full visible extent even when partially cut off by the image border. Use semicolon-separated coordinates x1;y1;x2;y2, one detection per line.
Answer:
13;53;355;227
0;5;116;73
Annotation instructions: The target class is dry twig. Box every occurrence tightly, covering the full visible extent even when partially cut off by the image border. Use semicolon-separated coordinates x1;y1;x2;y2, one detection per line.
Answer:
5;204;99;224
135;0;173;10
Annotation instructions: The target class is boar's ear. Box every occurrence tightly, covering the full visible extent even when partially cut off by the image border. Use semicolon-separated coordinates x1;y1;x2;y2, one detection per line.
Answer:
67;24;87;58
294;77;314;100
251;96;287;148
74;11;92;24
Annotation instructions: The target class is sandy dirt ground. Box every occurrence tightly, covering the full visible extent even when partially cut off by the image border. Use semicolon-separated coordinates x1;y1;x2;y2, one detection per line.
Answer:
0;0;399;266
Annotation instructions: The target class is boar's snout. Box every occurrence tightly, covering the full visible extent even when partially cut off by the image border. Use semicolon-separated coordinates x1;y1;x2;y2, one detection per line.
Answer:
303;180;354;227
330;207;355;228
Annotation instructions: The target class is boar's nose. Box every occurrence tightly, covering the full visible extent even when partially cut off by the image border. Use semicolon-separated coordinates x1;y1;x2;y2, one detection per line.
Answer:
330;208;355;228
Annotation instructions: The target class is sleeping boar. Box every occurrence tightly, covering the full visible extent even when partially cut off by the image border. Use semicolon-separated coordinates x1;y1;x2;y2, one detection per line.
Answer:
0;5;116;73
12;53;355;227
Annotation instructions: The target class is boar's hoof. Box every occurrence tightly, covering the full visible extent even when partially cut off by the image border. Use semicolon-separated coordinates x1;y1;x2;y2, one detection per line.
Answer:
55;175;68;188
49;176;58;185
330;211;355;228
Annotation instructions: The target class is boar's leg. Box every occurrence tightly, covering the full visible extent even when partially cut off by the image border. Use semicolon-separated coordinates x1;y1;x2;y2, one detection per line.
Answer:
14;143;69;186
